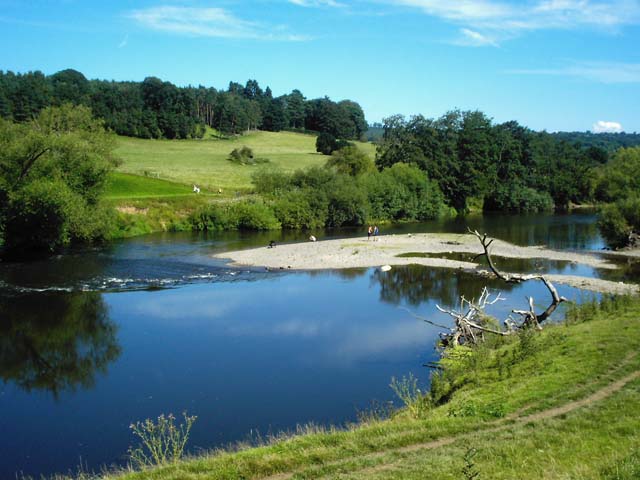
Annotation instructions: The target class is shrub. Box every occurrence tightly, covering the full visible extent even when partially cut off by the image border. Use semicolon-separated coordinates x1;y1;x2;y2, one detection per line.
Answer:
598;196;640;249
272;190;327;229
316;132;336;155
228;146;269;165
484;184;555;213
3;179;103;255
325;146;374;176
190;200;280;231
232;200;281;230
128;412;197;468
389;373;430;419
252;167;292;196
326;177;368;227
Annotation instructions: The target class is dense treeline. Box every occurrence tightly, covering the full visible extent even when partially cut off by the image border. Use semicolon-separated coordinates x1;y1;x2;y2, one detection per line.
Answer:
0;69;367;140
376;111;610;213
190;147;450;232
551;131;640;152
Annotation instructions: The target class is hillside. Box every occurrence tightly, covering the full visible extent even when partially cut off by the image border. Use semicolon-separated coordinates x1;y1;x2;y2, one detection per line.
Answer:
113;130;376;196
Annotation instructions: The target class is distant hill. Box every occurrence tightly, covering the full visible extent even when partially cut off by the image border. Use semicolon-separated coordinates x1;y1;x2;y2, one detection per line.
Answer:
368;124;640;151
542;132;640;152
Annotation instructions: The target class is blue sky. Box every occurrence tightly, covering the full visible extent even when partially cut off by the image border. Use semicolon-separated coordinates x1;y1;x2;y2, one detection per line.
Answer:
1;0;639;132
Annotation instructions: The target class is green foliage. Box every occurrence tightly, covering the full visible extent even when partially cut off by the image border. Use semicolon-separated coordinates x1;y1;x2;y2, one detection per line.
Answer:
484;184;554;213
0;105;118;257
389;373;430;419
598;197;640;248
245;153;450;231
595;146;640;202
189;200;281;231
251;167;292;196
462;447;480;480
448;400;506;419
228;146;269;166
272;190;327;229
316;132;337;155
326;146;374;176
326;176;369;227
128;412;197;468
376;111;606;213
0;69;367;140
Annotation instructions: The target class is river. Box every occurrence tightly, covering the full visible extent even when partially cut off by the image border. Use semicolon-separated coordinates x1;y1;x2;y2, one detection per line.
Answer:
0;212;636;478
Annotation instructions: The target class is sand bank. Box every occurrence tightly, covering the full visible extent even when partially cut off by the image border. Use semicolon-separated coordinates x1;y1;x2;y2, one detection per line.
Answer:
214;233;639;295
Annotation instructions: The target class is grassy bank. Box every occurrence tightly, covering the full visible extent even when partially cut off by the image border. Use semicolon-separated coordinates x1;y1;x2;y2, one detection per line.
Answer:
87;296;640;480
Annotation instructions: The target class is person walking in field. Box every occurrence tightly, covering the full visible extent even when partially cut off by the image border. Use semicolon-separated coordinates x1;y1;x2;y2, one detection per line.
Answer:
367;225;373;241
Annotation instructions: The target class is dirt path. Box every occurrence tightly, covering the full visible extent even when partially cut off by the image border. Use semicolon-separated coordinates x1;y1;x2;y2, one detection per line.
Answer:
260;368;640;480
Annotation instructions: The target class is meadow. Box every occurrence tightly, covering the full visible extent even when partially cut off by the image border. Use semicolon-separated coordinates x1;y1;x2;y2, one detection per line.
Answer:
112;130;376;196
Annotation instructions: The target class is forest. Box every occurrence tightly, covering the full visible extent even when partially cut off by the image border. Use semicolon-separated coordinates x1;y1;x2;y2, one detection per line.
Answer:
375;112;639;213
0;69;367;140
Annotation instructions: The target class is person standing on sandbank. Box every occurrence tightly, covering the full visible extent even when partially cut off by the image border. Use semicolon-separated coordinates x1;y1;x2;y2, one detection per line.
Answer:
367;225;373;241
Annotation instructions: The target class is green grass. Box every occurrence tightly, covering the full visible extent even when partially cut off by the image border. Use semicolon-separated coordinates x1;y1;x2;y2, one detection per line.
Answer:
113;130;376;195
77;295;640;480
104;172;196;199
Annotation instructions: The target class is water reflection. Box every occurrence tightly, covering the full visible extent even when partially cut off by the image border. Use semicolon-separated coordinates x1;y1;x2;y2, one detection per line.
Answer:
372;265;521;307
0;292;120;397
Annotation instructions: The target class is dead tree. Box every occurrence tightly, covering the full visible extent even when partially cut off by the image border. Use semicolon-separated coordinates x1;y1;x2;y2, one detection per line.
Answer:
426;230;568;348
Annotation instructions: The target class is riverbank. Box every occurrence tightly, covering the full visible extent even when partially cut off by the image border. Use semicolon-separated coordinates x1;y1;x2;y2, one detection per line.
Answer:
215;233;640;295
99;295;640;480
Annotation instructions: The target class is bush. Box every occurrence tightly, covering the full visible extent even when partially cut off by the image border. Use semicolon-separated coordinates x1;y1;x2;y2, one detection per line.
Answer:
232;200;281;230
0;105;118;257
190;200;280;231
389;373;430;419
128;412;197;467
484;184;555;213
315;132;352;155
252;167;292;196
272;190;327;229
316;132;336;155
228;146;269;165
326;176;368;227
325;146;374;176
381;163;448;220
598;197;640;249
3;179;111;255
594;146;640;202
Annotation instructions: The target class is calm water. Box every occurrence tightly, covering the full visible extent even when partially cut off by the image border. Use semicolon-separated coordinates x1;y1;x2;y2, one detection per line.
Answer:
0;212;635;478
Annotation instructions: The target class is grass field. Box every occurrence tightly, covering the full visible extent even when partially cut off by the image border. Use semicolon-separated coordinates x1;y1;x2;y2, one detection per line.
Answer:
104;172;196;199
88;296;640;480
113;130;376;195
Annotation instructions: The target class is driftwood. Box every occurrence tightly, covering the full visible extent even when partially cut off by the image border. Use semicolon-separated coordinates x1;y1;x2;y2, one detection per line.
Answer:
432;230;568;347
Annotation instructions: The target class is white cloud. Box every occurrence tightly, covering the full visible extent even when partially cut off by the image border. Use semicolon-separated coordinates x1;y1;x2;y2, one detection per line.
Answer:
392;0;514;21
128;6;308;41
118;33;128;48
453;28;499;47
386;0;640;46
593;120;623;133
507;62;640;83
288;0;345;6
